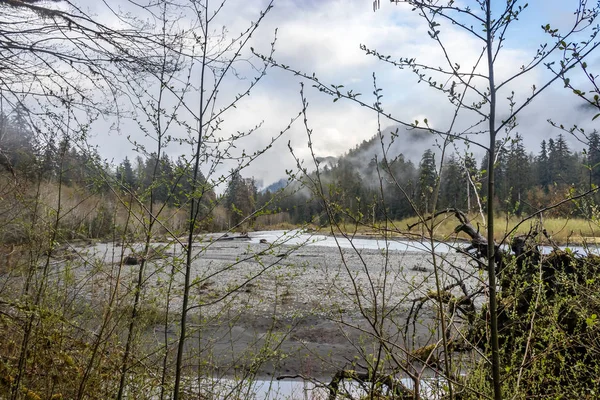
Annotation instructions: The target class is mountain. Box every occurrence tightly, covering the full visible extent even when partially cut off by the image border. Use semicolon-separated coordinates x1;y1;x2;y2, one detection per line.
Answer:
261;178;288;193
260;125;433;190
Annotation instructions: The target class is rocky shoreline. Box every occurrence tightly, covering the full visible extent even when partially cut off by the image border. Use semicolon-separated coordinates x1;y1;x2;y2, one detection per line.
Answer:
74;235;477;382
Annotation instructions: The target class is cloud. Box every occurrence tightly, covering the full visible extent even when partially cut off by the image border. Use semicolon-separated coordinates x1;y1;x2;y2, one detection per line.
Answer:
76;0;599;188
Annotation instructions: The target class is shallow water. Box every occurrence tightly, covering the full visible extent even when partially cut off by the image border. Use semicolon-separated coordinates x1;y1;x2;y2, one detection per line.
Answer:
192;376;443;399
248;229;600;255
248;229;457;253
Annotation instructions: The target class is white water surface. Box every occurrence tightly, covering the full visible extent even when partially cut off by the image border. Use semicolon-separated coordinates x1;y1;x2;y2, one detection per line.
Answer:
247;229;456;253
246;229;600;255
190;377;443;400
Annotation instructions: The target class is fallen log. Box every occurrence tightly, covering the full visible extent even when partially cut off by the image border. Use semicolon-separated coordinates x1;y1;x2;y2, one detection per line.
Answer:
216;233;250;241
326;369;414;400
408;209;600;397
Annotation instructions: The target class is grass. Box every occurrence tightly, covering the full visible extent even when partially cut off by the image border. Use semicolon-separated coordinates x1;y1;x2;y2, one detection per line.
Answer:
298;214;600;246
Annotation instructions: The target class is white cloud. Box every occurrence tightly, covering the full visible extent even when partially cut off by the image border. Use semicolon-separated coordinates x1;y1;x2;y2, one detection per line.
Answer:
75;0;599;186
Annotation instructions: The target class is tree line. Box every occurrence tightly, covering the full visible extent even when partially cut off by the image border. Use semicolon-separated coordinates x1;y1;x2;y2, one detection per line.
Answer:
4;106;599;231
254;132;600;225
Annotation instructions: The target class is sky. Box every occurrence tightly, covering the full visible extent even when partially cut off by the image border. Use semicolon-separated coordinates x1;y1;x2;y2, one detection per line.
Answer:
77;0;600;188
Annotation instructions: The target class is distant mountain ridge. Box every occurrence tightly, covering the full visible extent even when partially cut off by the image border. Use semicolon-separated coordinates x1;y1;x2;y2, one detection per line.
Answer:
261;125;434;189
261;178;288;193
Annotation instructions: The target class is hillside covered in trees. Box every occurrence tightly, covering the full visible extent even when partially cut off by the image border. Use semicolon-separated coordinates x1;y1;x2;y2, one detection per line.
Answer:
252;131;600;226
4;105;598;236
4;99;599;239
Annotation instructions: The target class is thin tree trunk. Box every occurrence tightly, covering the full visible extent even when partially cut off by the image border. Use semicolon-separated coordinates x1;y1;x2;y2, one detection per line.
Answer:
173;2;209;397
485;1;502;398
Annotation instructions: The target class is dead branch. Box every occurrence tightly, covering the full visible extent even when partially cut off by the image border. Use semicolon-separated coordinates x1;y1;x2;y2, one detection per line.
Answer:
407;208;503;269
326;369;414;400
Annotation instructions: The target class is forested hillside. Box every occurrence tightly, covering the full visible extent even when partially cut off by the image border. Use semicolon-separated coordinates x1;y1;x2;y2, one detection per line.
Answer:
254;131;598;225
3;104;597;236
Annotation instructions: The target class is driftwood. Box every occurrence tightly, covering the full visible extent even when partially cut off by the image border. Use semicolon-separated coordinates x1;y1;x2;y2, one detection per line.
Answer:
123;245;173;266
327;369;413;400
215;233;250;241
408;208;505;268
310;210;600;398
124;255;139;265
407;209;600;397
409;208;544;275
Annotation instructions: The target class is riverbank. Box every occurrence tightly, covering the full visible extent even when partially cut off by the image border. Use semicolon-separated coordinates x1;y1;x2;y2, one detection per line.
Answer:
77;234;476;385
62;226;597;390
4;226;595;398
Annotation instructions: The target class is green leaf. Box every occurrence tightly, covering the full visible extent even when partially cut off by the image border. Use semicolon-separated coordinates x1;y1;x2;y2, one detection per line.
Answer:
586;314;598;327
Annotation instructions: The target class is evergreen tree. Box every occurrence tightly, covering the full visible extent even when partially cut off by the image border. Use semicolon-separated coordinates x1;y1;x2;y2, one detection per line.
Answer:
171;156;214;211
548;134;576;186
440;154;466;210
141;153;159;191
116;157;136;189
547;138;556;185
155;153;174;203
480;141;507;212
587;132;600;189
506;134;530;214
417;149;437;214
536;140;550;189
225;171;256;227
380;155;417;220
40;135;58;180
0;106;36;175
331;158;366;219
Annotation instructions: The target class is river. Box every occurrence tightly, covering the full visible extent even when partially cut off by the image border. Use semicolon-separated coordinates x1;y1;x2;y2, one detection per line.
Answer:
247;229;599;255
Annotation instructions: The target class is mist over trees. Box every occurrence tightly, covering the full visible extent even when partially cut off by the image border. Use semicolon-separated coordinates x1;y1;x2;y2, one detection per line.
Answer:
246;131;596;226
